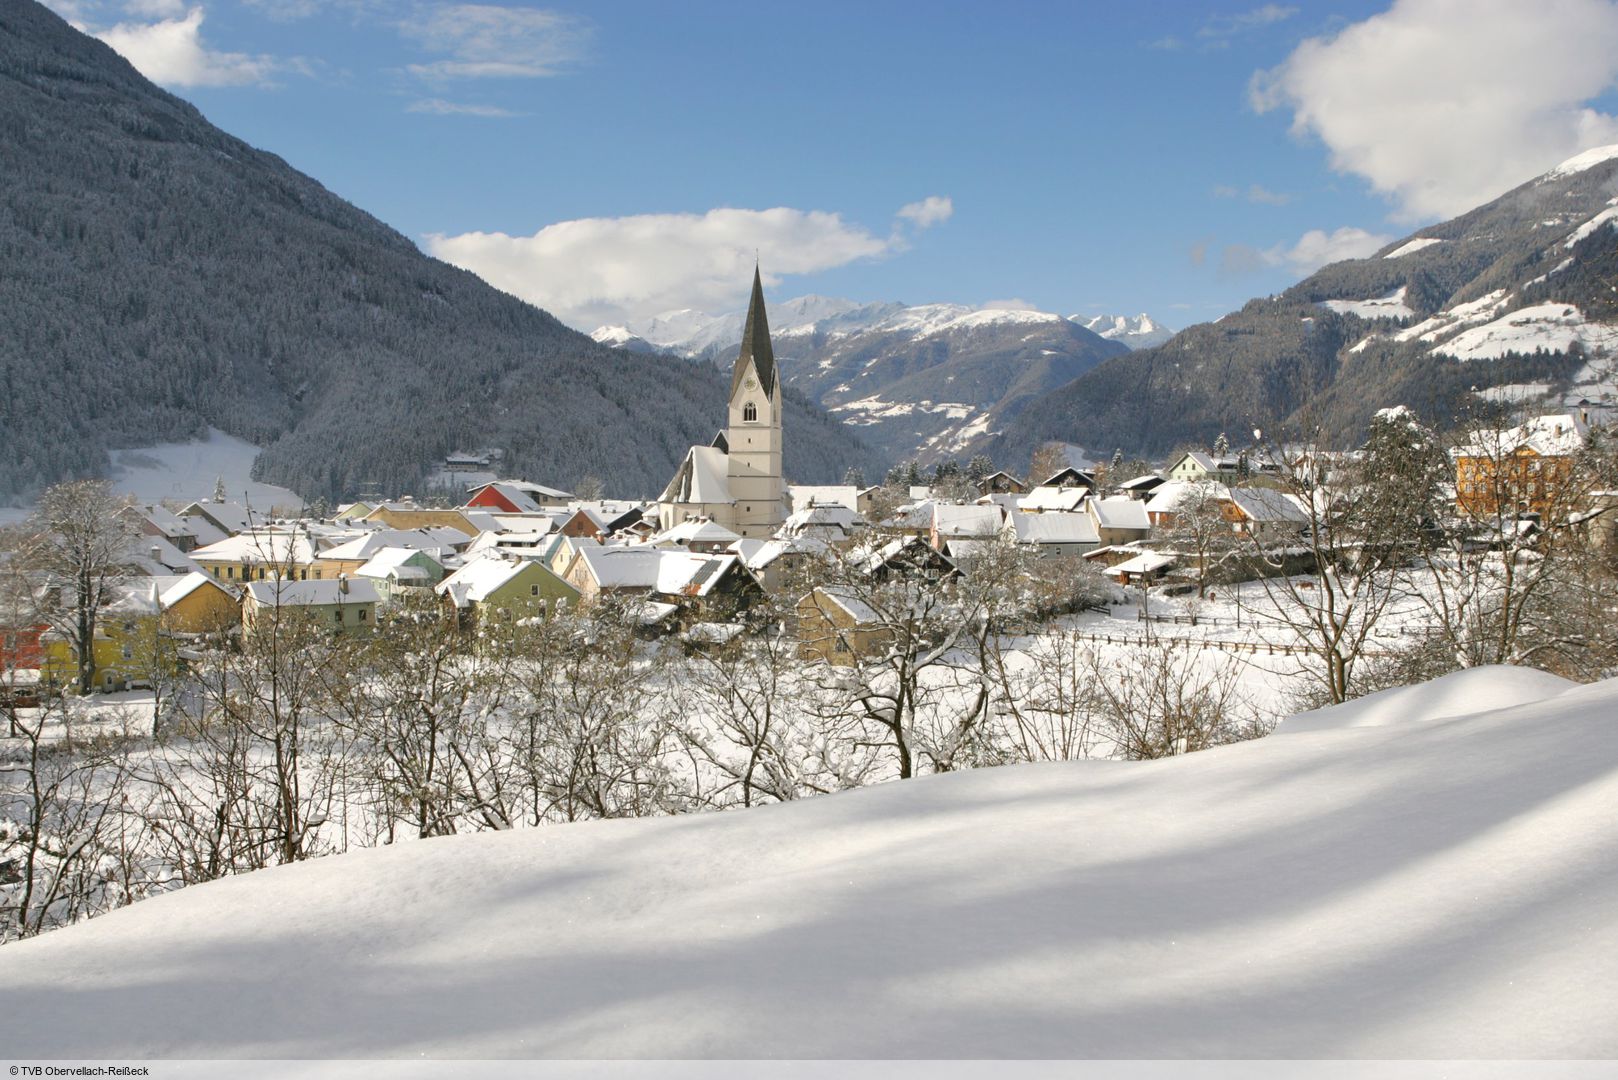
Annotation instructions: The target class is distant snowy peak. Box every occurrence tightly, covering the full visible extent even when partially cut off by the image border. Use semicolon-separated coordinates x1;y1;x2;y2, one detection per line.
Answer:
1545;143;1618;181
1072;313;1175;350
588;325;665;355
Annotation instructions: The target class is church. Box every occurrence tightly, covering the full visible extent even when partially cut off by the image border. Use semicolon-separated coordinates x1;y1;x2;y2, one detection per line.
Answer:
656;268;787;539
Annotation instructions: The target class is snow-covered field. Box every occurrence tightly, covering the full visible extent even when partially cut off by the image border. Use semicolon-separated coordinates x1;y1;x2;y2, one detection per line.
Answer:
106;427;304;511
2;665;1613;1058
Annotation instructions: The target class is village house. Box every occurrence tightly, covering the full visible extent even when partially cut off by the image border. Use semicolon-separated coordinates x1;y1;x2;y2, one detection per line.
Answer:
1018;485;1090;513
1087;496;1152;546
1455;412;1589;517
977;470;1030;496
1003;511;1101;556
192;529;321;584
40;573;240;692
463;480;574;513
930;504;1004;550
242;577;379;636
651;517;744;553
796;586;889;666
314;527;463;579
354;547;446;603
434;555;579;623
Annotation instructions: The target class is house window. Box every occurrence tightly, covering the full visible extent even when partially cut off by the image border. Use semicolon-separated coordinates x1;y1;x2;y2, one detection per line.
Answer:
122;645;133;660
334;609;344;624
743;402;758;423
359;608;368;622
226;567;236;580
530;584;540;597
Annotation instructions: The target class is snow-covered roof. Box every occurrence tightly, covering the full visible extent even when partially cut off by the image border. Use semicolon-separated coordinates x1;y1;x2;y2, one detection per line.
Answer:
788;485;865;512
355;547;441;581
123;534;205;576
654;518;744;547
932;503;1003;537
810;585;881;625
1018;486;1089;513
193;530;319;566
1088;497;1151;531
160;571;234;608
1144;480;1231;515
317;529;455;563
660;445;733;506
654;552;745;597
181;500;259;537
1458;412;1590;458
575;546;666;589
1111;551;1176;575
1227;488;1309;524
780;504;860;537
1005;511;1099;545
1117;474;1165;492
433;556;539;607
245;578;379;607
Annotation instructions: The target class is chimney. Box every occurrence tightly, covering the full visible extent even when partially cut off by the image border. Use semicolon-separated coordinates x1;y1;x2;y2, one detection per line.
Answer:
339;573;349;595
150;546;162;564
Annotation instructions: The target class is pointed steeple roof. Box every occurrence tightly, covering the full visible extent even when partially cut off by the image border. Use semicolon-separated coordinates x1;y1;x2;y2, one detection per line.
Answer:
730;266;777;400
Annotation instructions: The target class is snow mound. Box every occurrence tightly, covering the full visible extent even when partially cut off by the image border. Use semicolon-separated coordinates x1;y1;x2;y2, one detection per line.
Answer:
1276;665;1574;735
3;671;1617;1058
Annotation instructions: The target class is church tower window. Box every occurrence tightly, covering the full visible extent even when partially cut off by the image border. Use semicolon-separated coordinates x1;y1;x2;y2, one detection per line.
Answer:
743;402;758;423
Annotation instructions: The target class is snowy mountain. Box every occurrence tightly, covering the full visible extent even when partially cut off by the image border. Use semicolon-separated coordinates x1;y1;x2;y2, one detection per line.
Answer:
4;665;1615;1057
998;143;1618;464
595;298;1129;466
588;325;668;355
1073;312;1175;350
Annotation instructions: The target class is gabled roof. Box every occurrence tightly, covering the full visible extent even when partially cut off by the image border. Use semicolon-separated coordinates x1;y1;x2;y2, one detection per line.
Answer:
1117;474;1166;492
160;571;236;608
246;578;379;607
355;547;442;581
655;518;744;546
1227;487;1309;524
434;556;573;608
1112;551;1176;575
193;530;318;566
1005;511;1100;545
1144;480;1231;515
1018;486;1089;513
575;546;666;589
318;529;455;563
731;266;777;399
1088;497;1151;531
659;445;733;505
932;503;1004;537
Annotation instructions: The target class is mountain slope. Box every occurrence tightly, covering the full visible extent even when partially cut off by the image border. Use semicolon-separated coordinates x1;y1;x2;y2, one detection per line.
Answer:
994;148;1618;465
0;1;871;502
1;666;1613;1057
604;299;1131;465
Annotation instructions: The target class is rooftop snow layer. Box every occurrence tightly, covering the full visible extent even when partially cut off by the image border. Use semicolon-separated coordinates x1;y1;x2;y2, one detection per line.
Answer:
3;667;1617;1057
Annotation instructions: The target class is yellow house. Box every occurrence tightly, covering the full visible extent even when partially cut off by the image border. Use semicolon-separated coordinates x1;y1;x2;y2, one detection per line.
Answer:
364;504;488;538
39;573;239;692
192;530;322;584
796;586;892;666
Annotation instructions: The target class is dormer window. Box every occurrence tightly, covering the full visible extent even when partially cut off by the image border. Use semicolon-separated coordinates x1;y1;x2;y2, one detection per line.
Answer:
743;402;758;423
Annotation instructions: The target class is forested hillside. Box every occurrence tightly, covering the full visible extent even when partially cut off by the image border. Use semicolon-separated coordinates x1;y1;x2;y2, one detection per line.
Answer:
992;147;1618;464
0;1;872;503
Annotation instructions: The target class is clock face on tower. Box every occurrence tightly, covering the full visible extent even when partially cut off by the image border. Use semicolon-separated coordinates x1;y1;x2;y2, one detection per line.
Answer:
744;375;758;390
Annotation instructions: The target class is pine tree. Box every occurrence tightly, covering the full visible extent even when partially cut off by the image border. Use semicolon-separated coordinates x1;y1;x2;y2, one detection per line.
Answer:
1213;432;1230;459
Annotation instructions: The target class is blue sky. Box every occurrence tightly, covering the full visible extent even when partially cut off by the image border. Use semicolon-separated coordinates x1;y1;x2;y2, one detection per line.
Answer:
45;0;1618;331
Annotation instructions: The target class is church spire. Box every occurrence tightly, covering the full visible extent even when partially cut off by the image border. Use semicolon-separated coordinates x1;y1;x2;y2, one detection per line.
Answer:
730;265;777;400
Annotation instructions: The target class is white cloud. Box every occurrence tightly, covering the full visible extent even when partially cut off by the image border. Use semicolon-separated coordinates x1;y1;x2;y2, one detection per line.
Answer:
400;4;589;79
426;203;926;329
407;98;521;117
96;7;279;87
897;195;954;229
1270;226;1391;273
1252;0;1618;221
1219;225;1392;276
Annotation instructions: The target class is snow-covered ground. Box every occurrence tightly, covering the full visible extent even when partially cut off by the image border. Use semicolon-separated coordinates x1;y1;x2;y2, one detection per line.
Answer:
1431;301;1618;361
1319;286;1414;320
106;427;304;511
2;665;1612;1058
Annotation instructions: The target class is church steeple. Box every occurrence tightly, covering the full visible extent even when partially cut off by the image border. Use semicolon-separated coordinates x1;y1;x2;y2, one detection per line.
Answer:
730;265;777;400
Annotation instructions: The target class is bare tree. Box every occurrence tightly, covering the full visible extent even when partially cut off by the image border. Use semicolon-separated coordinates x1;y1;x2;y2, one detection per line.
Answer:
20;481;141;695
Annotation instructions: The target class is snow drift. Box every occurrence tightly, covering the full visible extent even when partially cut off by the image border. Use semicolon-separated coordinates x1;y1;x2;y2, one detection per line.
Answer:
2;666;1615;1058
